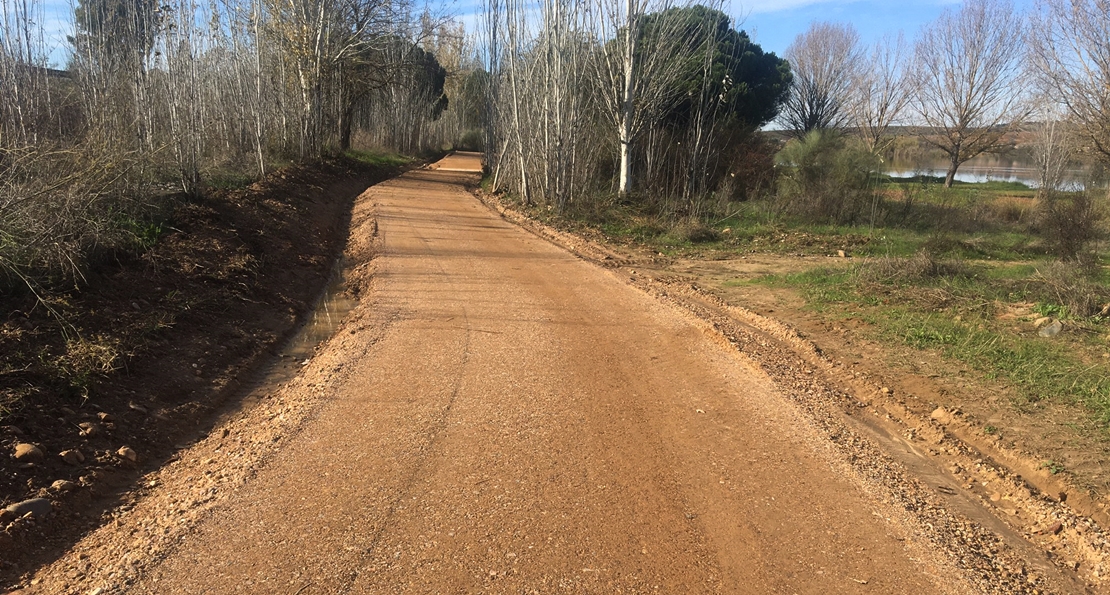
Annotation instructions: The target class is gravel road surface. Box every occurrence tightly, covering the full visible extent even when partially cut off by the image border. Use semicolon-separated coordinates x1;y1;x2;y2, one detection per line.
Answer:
21;153;979;594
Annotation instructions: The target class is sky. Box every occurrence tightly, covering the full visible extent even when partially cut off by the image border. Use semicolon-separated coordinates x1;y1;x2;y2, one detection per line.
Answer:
33;0;1038;67
729;0;1033;56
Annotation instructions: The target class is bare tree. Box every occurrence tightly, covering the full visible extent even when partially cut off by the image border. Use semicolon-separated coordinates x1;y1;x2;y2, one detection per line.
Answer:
779;22;862;138
911;0;1028;188
590;0;697;195
1029;99;1078;195
1030;0;1110;171
851;33;909;154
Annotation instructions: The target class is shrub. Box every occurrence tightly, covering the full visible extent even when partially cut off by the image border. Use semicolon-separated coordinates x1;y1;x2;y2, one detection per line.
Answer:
1031;260;1110;317
0;144;157;293
773;130;879;225
456;129;485;152
1035;190;1105;263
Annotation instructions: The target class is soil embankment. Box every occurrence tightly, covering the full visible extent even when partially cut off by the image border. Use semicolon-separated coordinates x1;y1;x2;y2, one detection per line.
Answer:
0;156;408;583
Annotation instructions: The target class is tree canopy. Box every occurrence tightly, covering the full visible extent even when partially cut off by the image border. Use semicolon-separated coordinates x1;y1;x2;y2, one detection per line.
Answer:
642;6;792;132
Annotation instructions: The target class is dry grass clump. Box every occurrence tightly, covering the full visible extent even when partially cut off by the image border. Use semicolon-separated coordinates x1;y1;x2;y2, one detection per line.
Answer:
0;145;157;292
1031;260;1110;317
677;221;722;243
855;251;971;284
986;195;1034;224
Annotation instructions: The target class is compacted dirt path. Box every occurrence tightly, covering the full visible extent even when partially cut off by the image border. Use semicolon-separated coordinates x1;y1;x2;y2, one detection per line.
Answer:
20;153;1010;593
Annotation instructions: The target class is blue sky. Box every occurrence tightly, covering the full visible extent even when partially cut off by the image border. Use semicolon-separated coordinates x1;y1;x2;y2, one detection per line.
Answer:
38;0;1037;67
737;0;1034;56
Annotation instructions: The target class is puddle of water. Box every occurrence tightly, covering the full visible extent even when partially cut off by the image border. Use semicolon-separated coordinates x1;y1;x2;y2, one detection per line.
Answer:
242;256;357;401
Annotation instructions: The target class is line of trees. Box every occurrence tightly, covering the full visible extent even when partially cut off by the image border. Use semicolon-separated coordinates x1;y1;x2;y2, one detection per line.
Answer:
478;0;791;216
779;0;1110;193
1;0;458;290
473;0;1110;217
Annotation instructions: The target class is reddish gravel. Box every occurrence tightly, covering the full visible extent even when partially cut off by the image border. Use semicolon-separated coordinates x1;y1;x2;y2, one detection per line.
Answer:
11;153;1089;594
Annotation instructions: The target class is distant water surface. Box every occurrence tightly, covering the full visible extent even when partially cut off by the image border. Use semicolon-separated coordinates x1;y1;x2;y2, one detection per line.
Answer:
887;154;1088;189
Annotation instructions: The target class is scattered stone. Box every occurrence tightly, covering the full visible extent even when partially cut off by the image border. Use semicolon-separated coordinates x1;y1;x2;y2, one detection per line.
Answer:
51;480;77;492
5;498;52;520
990;492;1002;503
837;250;848;258
1048;521;1063;535
128;402;148;414
59;407;76;415
13;443;44;462
97;412;113;422
117;446;138;462
1033;316;1052;328
1039;320;1064;337
880;387;892;395
930;407;952;424
78;422;101;437
60;449;86;465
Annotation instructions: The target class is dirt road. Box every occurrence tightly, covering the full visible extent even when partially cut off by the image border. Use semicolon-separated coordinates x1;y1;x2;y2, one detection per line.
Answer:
20;153;1045;593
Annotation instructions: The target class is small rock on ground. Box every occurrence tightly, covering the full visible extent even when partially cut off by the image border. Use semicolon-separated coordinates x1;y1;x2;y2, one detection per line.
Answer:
13;443;44;462
5;498;53;520
60;449;86;465
117;446;138;462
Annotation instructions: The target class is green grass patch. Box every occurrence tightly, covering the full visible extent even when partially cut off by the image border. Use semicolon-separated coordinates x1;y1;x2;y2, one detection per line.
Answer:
760;259;1110;421
205;169;255;190
343;149;410;168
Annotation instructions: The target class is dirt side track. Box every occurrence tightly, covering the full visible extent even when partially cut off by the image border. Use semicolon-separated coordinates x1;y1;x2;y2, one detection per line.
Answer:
10;153;1094;594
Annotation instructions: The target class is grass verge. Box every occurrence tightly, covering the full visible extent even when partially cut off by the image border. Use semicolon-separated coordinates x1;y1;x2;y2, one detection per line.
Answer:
754;257;1110;421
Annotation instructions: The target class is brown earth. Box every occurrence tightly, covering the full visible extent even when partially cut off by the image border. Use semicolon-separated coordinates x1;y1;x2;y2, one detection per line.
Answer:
6;152;1104;594
480;196;1110;589
0;155;410;583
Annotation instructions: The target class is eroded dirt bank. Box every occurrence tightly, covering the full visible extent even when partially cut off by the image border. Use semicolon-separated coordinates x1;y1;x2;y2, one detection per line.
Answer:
0;156;408;586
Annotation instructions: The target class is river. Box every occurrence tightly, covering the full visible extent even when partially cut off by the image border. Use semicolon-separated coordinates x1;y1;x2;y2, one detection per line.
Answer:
886;154;1088;189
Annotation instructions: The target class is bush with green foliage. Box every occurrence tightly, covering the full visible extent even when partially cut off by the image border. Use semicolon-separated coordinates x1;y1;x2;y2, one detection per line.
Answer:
773;130;879;224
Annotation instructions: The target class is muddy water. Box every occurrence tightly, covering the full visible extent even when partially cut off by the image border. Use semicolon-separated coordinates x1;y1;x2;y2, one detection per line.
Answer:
238;256;357;406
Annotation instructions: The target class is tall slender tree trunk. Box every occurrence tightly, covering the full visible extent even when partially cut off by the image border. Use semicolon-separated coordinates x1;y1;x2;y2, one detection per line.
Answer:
617;0;636;195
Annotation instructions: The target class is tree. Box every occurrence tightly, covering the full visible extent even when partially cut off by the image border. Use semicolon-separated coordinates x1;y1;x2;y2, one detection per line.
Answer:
591;0;699;195
911;0;1028;188
1030;0;1110;172
657;6;790;132
779;22;862;138
648;5;790;201
851;33;909;154
1029;100;1077;196
72;0;160;69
